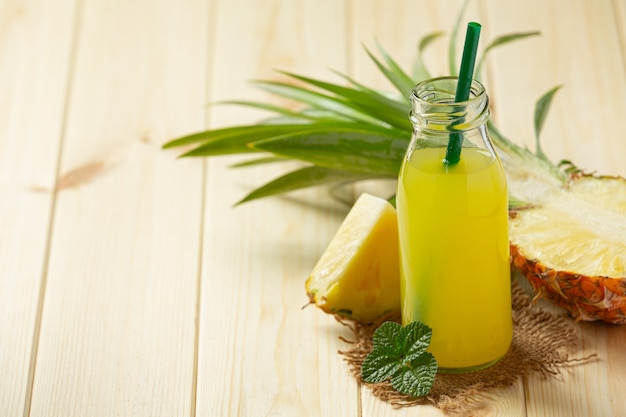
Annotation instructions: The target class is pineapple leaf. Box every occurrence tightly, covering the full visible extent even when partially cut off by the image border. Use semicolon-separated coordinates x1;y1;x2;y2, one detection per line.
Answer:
230;156;287;168
252;80;384;125
163;124;304;150
558;159;582;176
250;128;408;177
165;7;565;206
375;40;416;96
173;123;371;157
327;70;411;129
508;195;532;210
219;100;325;122
488;118;567;183
329;69;408;108
364;45;415;98
413;31;445;81
534;85;562;160
277;70;412;130
235;166;368;205
475;31;541;80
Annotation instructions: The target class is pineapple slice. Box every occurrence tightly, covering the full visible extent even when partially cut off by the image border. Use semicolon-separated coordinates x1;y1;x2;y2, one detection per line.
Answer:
510;175;626;324
305;193;400;323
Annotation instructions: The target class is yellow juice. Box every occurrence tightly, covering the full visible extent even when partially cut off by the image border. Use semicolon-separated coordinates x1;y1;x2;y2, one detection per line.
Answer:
396;146;512;371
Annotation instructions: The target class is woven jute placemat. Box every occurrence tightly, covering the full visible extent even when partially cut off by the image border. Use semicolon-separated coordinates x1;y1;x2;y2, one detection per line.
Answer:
337;279;595;416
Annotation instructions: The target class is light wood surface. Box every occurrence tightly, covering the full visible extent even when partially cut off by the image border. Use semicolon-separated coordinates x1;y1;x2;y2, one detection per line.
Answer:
2;1;625;416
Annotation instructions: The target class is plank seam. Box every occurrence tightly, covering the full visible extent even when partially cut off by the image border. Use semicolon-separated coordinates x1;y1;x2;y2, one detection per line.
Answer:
190;0;220;415
190;164;208;417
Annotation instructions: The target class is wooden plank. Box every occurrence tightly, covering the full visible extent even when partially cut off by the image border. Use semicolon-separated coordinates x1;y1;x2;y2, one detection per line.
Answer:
350;1;526;415
195;0;360;415
484;1;626;416
614;0;626;74
27;1;209;416
0;1;77;416
484;0;626;177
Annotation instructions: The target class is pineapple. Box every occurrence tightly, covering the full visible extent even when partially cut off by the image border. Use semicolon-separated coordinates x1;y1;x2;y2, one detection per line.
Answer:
507;170;626;323
163;24;626;324
305;193;400;323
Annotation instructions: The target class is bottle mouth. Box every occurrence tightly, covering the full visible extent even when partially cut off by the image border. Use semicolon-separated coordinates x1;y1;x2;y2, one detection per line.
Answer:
409;76;489;132
411;76;486;106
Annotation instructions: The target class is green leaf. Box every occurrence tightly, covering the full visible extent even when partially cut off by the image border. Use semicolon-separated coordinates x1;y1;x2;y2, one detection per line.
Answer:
251;128;408;176
235;166;368;205
162;2;560;206
371;321;404;352
163;124;308;150
370;321;432;363
361;321;437;397
364;45;414;98
253;80;386;126
390;353;438;397
475;31;540;80
413;31;445;81
361;351;404;383
375;41;416;95
558;159;581;176
328;69;408;108
176;122;392;157
508;195;531;210
229;156;287;168
488;118;567;183
399;320;433;361
219;100;326;122
534;85;562;159
278;71;412;130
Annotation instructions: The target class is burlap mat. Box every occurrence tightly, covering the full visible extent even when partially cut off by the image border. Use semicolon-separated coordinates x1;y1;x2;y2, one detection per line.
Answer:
336;279;595;416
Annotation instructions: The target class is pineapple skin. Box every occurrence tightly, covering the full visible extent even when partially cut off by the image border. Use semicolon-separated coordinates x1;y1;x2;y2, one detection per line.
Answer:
511;244;626;325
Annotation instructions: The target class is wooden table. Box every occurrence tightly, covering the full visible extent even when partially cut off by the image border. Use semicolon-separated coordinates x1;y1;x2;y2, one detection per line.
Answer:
2;0;626;416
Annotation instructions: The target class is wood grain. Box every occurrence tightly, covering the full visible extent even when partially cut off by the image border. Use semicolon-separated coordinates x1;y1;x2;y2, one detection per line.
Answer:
26;1;208;416
195;0;359;416
0;1;78;416
484;0;626;177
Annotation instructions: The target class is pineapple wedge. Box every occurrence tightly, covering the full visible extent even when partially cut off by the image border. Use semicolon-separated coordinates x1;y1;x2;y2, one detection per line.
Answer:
305;193;400;323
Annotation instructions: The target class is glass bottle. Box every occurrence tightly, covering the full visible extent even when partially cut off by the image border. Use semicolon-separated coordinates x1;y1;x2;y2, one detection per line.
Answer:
396;76;512;373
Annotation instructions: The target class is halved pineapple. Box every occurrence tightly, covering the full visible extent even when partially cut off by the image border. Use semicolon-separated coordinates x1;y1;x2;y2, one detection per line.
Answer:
509;174;626;324
305;193;400;323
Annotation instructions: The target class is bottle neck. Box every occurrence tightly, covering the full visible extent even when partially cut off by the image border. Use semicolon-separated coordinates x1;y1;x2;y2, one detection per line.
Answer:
409;76;490;135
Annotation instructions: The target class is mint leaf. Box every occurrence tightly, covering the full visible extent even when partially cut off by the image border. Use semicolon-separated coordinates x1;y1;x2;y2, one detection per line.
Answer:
360;351;403;383
390;353;438;397
398;320;433;362
370;321;403;351
361;321;438;397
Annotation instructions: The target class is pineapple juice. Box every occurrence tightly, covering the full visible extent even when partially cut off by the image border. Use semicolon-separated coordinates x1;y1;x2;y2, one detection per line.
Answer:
397;146;512;371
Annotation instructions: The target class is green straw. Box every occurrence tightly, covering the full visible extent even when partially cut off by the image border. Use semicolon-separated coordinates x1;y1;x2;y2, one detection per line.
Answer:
444;22;482;165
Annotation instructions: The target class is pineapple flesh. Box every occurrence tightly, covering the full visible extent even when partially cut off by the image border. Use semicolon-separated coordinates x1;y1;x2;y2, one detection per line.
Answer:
508;172;626;324
305;193;401;323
